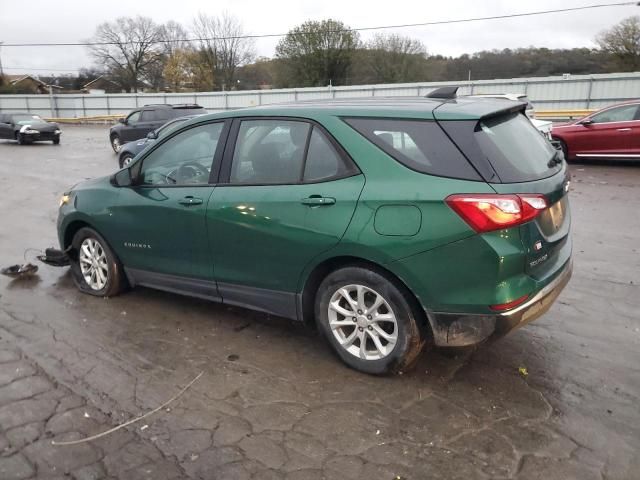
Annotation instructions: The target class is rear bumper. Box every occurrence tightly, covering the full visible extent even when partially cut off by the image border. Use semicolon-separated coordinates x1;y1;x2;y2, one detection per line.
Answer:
428;259;572;347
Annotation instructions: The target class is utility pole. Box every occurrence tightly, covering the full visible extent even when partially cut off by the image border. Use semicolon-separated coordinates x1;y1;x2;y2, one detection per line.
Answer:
0;42;4;79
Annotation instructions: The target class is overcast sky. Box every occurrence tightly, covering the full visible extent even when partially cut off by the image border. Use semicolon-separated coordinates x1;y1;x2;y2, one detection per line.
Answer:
0;0;638;76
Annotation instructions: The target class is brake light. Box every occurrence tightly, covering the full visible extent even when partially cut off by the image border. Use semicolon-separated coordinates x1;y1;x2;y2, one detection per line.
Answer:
490;294;529;311
446;194;548;233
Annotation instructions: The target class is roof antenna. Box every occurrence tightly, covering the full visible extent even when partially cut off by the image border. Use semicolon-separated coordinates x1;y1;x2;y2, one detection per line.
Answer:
425;86;459;99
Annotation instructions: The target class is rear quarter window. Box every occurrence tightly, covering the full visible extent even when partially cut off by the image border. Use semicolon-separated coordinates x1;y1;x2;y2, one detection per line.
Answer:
344;118;481;181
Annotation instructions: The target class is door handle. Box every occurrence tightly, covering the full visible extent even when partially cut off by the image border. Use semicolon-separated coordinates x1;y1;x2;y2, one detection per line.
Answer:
617;128;632;132
179;196;203;206
301;196;336;206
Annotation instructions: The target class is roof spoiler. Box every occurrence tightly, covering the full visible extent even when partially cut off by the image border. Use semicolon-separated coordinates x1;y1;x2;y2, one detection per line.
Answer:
425;86;459;99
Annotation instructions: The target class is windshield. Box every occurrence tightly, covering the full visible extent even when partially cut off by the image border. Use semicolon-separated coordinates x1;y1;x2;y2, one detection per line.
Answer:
156;118;189;136
475;112;559;183
13;114;43;125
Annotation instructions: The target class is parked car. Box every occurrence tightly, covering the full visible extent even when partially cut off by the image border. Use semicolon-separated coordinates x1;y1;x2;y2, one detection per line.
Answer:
0;112;61;145
551;100;640;161
109;104;207;153
58;95;572;374
468;94;553;139
117;115;203;168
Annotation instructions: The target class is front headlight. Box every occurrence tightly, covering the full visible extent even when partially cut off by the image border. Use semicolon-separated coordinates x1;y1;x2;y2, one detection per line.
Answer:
59;192;71;207
54;129;61;135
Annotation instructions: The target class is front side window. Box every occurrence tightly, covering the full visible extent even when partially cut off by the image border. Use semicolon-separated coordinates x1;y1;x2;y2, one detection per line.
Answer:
127;111;141;124
140;122;223;186
140;110;156;122
590;104;638;124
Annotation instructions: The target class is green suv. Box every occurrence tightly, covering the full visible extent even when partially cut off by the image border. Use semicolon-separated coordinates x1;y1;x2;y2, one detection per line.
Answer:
57;95;572;374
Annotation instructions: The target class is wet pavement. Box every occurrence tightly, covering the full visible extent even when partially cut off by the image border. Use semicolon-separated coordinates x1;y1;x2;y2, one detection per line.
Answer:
0;126;638;480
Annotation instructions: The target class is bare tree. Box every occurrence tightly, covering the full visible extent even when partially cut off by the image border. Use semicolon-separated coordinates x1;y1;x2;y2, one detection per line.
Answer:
88;16;164;92
597;16;640;71
160;20;190;56
361;33;427;84
191;12;255;90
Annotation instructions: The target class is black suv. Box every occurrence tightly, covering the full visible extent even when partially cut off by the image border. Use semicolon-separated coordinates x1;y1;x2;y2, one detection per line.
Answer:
109;104;206;153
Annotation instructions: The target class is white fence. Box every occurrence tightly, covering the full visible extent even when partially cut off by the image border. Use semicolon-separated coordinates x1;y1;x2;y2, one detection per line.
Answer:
1;72;639;118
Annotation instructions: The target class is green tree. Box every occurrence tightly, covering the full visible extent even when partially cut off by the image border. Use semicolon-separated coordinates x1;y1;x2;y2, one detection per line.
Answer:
597;16;640;71
275;19;359;87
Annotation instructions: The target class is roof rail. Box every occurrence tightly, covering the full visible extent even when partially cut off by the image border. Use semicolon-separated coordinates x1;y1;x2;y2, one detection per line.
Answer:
425;86;459;99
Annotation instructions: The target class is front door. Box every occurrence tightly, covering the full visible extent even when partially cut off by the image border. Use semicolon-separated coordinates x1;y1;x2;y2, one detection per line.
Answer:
110;120;227;281
207;118;364;317
120;110;142;143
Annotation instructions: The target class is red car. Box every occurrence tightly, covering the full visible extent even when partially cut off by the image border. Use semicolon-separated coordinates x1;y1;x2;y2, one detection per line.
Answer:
552;101;640;161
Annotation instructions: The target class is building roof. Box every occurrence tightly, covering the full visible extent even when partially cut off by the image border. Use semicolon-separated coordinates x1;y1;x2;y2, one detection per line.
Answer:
82;75;119;89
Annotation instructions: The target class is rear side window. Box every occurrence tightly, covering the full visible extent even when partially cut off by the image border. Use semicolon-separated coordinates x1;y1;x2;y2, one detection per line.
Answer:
475;112;559;183
344;118;480;180
140;110;155;122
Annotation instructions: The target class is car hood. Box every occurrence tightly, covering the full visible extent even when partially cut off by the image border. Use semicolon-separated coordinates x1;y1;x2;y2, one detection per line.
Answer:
19;120;59;131
71;175;111;192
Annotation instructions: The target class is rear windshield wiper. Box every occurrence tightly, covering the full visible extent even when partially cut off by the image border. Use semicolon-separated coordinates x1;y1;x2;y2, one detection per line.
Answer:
548;149;563;168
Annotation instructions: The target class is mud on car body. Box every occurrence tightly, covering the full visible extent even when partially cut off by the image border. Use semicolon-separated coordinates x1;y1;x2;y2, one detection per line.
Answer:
58;91;572;374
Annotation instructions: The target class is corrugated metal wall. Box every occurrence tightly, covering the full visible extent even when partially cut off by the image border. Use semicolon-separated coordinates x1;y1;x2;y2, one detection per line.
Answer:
1;72;638;117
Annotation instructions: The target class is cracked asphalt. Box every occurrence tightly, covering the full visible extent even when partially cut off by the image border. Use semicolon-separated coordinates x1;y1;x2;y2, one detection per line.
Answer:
0;125;638;480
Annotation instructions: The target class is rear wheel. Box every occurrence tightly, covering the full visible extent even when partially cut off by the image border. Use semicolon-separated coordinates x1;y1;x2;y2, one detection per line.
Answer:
110;134;121;153
70;227;125;297
315;266;425;375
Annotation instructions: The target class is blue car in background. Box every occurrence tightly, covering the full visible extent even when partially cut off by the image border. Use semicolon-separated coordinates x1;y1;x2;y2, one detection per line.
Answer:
117;115;203;168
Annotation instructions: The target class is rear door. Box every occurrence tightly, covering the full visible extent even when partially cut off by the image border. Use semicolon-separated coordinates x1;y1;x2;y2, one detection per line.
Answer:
206;117;364;317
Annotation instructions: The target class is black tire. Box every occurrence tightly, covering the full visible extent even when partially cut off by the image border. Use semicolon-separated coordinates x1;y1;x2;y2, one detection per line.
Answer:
315;266;426;375
17;133;27;145
70;227;126;297
110;134;121;154
52;136;60;145
119;153;133;169
558;140;569;162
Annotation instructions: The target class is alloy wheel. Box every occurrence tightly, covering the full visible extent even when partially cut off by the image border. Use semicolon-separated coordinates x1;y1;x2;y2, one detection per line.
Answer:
122;155;133;167
79;238;109;291
327;284;398;360
111;137;121;153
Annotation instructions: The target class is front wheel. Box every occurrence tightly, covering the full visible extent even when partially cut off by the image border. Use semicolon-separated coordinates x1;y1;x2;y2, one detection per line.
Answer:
52;136;60;145
70;227;125;297
110;135;121;153
17;133;27;145
119;153;134;168
315;266;425;375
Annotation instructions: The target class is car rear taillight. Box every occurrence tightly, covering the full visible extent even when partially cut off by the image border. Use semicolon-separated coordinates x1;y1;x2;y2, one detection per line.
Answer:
446;194;548;233
490;294;530;311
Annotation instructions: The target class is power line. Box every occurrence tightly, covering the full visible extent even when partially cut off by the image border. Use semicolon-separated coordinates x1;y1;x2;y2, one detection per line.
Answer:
1;1;637;47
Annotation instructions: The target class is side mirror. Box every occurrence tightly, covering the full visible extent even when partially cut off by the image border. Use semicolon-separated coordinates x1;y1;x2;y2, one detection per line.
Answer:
578;118;593;126
112;167;133;187
146;130;158;140
118;118;126;124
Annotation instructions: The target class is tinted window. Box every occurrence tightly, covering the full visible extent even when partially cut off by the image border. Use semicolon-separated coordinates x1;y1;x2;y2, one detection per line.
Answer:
590;104;638;123
127;111;141;124
155;109;171;121
170;107;206;118
345;118;480;180
140;110;155;122
230;120;311;184
156;118;188;137
303;128;353;182
475;112;558;183
140;123;223;186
